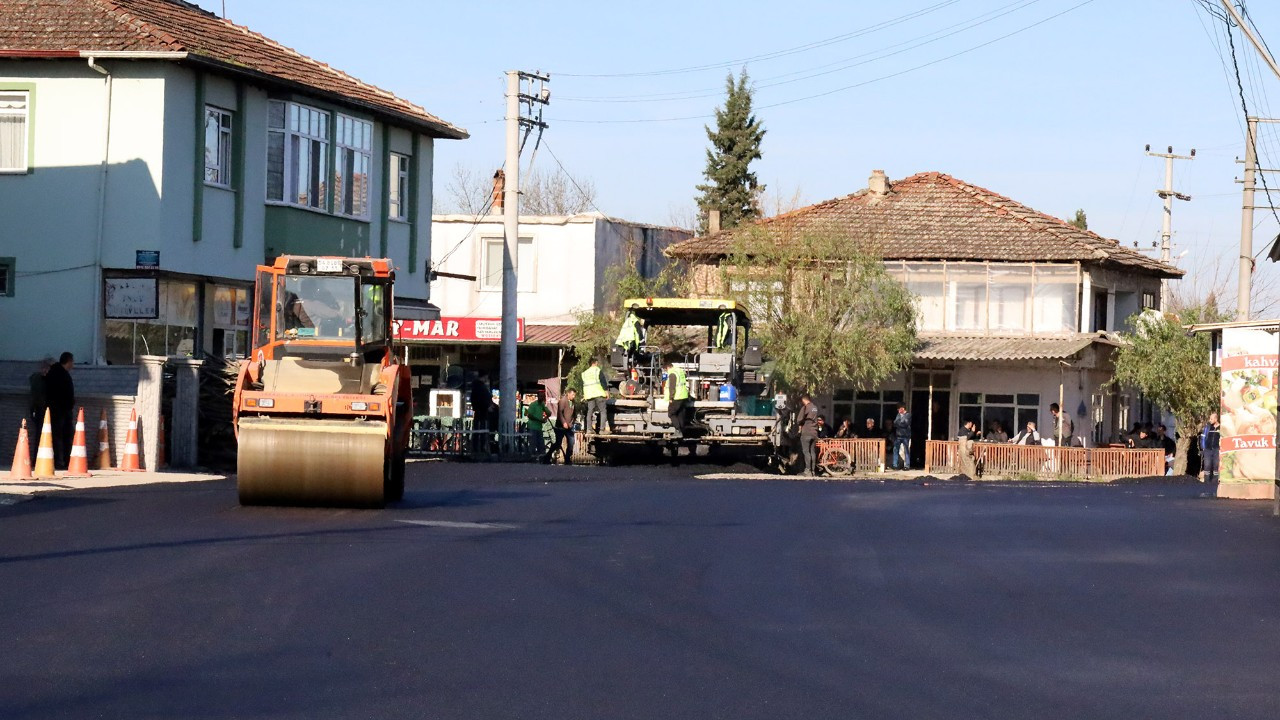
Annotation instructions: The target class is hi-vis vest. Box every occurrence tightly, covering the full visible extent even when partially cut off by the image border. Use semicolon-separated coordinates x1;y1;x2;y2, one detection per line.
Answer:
582;365;607;400
667;366;690;401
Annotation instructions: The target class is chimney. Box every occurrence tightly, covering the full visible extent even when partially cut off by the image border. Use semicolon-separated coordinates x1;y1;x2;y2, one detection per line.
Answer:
868;169;890;196
708;209;721;235
491;169;505;214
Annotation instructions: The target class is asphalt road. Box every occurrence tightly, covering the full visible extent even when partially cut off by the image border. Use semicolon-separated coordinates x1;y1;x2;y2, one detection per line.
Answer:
2;463;1279;719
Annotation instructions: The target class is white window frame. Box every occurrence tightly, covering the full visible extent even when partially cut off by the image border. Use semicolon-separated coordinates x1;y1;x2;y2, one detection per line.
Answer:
267;100;330;211
204;105;233;188
389;152;410;221
0;90;30;173
334;113;372;219
480;236;534;292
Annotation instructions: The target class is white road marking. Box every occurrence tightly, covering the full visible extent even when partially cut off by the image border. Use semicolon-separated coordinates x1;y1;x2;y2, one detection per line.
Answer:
396;519;519;530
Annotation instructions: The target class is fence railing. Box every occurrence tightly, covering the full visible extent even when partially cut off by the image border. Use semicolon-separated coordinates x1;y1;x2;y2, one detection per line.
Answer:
925;440;1165;479
816;438;887;473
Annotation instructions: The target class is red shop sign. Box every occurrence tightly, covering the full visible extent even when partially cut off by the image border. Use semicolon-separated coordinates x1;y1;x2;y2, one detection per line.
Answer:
393;317;525;343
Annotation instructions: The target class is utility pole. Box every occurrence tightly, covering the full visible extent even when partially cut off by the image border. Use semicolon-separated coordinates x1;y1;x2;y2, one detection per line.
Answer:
1238;119;1258;321
499;70;549;453
1145;144;1193;310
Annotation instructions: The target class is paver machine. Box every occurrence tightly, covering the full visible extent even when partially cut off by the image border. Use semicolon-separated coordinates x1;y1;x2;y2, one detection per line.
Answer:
232;256;412;507
593;298;781;460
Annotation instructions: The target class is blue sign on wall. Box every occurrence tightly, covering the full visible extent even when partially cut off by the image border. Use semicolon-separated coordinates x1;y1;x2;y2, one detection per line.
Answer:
136;250;160;269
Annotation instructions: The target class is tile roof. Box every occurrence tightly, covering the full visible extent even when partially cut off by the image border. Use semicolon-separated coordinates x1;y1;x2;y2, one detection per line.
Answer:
0;0;466;139
668;172;1181;277
915;333;1111;362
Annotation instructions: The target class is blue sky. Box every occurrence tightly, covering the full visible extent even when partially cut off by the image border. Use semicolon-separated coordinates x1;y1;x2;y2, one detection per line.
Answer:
194;0;1280;309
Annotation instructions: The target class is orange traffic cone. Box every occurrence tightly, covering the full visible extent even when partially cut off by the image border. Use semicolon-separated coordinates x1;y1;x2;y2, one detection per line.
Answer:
32;409;56;479
157;417;167;470
119;408;142;472
9;419;33;480
65;408;90;477
95;409;113;470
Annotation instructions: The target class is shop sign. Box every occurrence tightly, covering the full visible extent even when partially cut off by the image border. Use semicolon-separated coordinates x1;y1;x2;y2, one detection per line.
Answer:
394;317;524;343
104;277;158;319
135;250;160;269
1218;327;1280;482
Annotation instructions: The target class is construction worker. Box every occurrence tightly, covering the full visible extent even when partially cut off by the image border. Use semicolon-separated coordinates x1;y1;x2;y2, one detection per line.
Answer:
581;357;610;434
664;359;690;439
615;311;644;354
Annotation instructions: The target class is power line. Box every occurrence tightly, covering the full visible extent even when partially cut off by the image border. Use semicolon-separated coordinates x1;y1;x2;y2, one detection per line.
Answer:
553;0;963;78
554;0;1098;124
541;139;611;220
560;0;1046;103
1221;9;1280;238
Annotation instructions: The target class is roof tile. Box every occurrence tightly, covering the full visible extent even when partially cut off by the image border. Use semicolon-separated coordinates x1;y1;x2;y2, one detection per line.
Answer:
669;172;1181;277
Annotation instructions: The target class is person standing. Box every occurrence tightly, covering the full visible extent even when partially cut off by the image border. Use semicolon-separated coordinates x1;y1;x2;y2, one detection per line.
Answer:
469;372;492;452
44;352;75;470
551;388;577;465
664;360;690;439
1158;424;1177;475
28;356;52;427
1050;403;1075;446
582;358;611;434
524;393;550;460
891;404;912;470
1200;413;1221;482
957;419;979;477
797;394;819;476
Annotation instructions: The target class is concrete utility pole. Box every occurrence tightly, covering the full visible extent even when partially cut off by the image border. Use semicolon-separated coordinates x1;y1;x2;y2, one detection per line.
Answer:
1145;145;1193;310
1238;118;1258;321
499;70;549;453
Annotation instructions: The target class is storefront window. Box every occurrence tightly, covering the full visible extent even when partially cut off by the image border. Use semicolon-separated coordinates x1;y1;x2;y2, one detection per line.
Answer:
834;389;903;429
958;392;1040;438
103;279;249;364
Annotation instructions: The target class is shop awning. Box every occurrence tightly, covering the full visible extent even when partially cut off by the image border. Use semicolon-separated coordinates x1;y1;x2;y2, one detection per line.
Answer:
395;300;440;322
915;334;1113;362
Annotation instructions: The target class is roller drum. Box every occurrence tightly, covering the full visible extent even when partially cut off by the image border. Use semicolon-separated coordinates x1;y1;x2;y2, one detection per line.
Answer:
238;417;389;507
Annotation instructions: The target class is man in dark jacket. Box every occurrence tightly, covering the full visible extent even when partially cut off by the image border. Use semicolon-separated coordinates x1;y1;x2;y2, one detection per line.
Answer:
891;404;912;470
797;394;820;476
551;388;577;465
28;356;52;427
44;352;75;470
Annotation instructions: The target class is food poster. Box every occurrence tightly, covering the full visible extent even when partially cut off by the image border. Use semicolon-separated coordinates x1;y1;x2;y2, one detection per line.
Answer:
1219;327;1279;483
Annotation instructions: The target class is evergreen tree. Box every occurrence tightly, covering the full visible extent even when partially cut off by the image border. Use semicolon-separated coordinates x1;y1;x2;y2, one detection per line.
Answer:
695;70;766;234
1069;208;1088;230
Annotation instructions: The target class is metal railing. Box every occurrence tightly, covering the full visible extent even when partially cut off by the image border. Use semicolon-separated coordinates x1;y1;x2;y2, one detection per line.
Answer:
925;440;1165;479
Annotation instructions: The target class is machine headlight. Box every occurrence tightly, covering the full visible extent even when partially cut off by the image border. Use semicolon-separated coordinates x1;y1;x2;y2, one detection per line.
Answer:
350;401;368;411
256;398;275;409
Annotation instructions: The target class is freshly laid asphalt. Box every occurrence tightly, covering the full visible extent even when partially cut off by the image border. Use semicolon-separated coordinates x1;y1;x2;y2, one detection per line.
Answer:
1;463;1279;719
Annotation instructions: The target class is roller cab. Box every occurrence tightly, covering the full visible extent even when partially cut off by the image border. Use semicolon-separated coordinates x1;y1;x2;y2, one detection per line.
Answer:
233;256;411;507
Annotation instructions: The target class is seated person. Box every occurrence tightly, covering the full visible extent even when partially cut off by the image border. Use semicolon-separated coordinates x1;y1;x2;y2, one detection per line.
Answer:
985;421;1009;443
1011;421;1041;445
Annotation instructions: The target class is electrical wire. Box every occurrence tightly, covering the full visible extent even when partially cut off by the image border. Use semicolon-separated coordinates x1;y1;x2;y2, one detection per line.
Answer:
554;0;963;78
553;0;1098;124
541;139;611;220
560;0;1046;103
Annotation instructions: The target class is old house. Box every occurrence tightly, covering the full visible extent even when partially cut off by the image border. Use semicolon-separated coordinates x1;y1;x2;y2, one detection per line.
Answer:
668;171;1183;465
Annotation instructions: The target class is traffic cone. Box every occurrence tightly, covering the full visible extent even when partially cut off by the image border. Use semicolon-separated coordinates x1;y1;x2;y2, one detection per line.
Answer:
119;408;142;472
32;409;56;479
9;419;33;480
157;417;166;470
95;409;113;470
65;408;90;478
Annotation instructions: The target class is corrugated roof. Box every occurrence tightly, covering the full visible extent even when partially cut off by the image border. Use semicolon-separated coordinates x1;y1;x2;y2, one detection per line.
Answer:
0;0;466;139
524;324;575;347
668;172;1181;278
916;334;1108;362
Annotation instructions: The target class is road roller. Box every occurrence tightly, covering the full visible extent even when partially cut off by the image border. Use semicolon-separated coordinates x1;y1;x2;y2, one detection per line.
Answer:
232;256;412;507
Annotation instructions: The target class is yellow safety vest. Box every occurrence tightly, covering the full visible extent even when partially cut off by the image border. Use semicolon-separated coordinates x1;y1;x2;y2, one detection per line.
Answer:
667;366;690;401
582;366;607;400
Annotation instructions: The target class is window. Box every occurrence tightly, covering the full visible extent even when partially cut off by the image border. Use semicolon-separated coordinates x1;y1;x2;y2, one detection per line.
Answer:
0;91;29;172
481;237;534;291
334;114;372;218
0;258;13;297
204;106;232;187
957;392;1040;438
1141;291;1156;310
834;388;904;430
729;278;784;321
267;100;329;210
388;152;410;220
102;279;199;363
904;263;945;331
950;263;987;332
